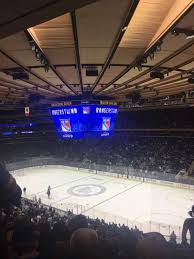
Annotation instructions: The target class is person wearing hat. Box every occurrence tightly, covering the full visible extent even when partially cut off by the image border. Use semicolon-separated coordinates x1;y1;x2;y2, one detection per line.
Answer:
182;205;194;247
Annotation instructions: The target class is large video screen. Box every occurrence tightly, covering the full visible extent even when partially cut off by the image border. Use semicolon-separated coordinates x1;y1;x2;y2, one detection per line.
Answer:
49;105;118;139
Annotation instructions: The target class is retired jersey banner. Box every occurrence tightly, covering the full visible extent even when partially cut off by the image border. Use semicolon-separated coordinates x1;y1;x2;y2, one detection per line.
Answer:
25;107;30;117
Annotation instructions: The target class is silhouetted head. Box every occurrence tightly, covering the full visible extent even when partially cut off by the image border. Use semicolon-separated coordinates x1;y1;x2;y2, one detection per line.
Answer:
70;228;98;259
69;214;88;233
0;163;21;209
188;205;194;217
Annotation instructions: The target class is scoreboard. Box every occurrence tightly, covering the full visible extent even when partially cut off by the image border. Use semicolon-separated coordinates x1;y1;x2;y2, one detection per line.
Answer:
49;105;118;139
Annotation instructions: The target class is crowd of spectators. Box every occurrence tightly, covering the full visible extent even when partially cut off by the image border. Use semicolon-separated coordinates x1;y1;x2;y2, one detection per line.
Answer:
1;197;193;259
116;108;194;129
2;135;194;176
61;136;194;175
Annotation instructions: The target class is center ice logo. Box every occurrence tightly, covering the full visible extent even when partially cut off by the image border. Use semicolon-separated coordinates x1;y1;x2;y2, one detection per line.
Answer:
67;184;106;196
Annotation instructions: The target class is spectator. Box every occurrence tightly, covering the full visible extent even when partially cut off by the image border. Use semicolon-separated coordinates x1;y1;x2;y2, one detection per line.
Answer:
169;231;177;245
70;228;98;259
182;205;194;248
23;187;26;195
12;225;40;259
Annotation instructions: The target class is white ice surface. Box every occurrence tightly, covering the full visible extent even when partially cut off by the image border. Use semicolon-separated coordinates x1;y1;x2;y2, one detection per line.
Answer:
11;166;194;237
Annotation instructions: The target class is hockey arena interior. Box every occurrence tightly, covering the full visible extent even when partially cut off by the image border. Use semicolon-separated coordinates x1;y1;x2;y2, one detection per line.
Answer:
0;0;194;258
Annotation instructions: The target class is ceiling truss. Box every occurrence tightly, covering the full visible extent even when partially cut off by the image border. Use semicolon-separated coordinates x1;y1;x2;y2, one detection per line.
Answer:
0;0;193;104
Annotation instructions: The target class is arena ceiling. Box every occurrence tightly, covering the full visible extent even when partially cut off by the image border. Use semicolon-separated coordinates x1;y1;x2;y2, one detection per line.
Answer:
0;0;193;105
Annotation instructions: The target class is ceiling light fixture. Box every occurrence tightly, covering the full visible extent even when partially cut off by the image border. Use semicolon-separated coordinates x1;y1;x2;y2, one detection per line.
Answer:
150;71;164;80
122;26;127;32
27;35;50;72
149;52;154;60
29;40;36;51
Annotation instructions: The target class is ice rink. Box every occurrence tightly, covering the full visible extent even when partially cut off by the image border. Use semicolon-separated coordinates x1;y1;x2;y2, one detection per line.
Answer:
11;165;194;238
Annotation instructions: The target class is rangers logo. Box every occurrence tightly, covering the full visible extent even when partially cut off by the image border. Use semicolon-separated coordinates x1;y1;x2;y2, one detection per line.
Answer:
102;117;111;131
60;119;71;132
83;106;90;114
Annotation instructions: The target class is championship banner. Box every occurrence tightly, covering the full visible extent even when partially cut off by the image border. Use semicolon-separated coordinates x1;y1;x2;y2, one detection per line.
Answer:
25;107;30;117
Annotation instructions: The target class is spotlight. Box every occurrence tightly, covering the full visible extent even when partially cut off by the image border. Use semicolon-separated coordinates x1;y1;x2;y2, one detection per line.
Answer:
150;71;164;80
40;54;45;64
44;63;49;72
36;52;41;61
136;63;142;71
171;28;179;36
142;57;147;64
149;52;154;60
42;58;47;65
27;35;50;72
29;40;36;51
156;45;161;52
122;26;127;32
156;41;162;52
